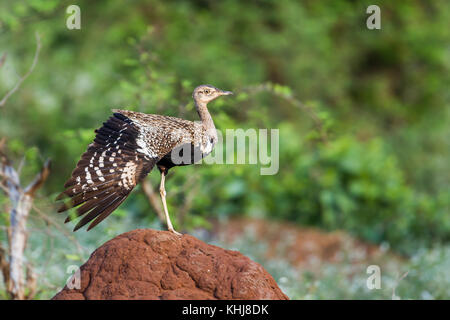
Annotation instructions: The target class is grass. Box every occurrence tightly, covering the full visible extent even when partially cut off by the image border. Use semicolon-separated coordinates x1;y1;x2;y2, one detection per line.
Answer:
1;215;449;300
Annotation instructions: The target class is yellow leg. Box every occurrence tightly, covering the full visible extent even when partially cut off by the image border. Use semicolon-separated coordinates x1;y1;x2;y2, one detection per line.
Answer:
159;171;182;236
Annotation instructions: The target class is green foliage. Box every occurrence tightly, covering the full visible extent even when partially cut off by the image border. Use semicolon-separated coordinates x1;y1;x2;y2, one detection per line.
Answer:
0;0;448;244
262;133;449;252
0;0;449;299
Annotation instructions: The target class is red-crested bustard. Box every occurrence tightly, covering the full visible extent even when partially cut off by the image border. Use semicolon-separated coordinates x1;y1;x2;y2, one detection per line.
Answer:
57;85;232;235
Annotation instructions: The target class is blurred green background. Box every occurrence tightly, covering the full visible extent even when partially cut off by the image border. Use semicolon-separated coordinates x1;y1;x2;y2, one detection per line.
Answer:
0;0;449;299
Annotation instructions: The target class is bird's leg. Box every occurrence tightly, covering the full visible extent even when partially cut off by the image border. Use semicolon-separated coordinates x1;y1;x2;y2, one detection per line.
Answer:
159;170;182;236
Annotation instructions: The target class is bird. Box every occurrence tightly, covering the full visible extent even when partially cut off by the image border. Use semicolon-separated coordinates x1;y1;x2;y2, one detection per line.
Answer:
56;84;233;235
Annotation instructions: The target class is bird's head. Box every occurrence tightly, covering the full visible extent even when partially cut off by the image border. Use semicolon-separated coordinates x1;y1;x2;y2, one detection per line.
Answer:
192;84;233;104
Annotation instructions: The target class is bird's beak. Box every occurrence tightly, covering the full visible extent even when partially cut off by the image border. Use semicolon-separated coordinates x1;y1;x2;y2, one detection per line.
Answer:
220;90;234;96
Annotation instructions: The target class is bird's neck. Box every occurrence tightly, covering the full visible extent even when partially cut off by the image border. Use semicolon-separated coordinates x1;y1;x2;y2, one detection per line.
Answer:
195;100;217;139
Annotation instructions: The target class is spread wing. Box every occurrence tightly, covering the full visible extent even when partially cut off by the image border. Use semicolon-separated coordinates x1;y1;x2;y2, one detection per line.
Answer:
56;113;160;231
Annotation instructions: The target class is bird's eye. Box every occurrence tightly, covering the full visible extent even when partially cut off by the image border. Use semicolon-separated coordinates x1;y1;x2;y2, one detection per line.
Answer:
204;90;210;94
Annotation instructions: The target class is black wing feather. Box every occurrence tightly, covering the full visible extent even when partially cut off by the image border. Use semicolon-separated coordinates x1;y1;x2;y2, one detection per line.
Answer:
57;113;157;231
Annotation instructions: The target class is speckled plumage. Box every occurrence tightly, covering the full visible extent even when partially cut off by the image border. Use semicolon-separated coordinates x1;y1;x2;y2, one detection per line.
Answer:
113;109;216;162
57;85;232;232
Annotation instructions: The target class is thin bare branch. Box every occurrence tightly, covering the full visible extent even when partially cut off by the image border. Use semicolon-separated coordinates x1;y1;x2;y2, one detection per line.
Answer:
178;176;199;226
0;244;10;282
392;270;409;300
141;179;165;223
31;204;85;256
24;159;51;197
17;155;26;176
0;138;7;158
0;53;6;69
0;32;41;108
0;143;50;299
24;262;37;299
0;181;9;195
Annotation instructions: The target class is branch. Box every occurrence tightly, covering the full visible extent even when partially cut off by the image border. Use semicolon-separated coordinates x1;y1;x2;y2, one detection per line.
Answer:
178;175;199;227
0;141;50;299
31;204;85;256
24;262;37;299
392;271;409;300
24;159;51;197
141;180;165;223
0;181;9;195
0;32;41;108
0;244;10;287
0;137;6;151
0;53;6;69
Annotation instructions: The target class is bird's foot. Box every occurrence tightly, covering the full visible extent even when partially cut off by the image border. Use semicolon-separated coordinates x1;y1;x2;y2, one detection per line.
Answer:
169;228;182;236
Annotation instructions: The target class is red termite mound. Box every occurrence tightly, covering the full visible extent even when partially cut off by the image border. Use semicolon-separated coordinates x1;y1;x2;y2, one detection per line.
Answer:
52;229;288;300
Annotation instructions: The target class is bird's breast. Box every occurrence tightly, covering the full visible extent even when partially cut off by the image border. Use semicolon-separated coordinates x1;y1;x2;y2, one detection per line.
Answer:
200;137;215;156
199;129;217;157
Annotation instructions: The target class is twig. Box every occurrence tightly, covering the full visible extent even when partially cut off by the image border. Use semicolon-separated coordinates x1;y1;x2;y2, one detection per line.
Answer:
0;138;6;155
0;244;10;286
178;175;199;226
141;179;165;223
17;156;26;176
0;53;6;69
24;159;51;197
31;204;85;256
392;270;409;300
0;142;50;299
0;181;10;195
0;32;41;108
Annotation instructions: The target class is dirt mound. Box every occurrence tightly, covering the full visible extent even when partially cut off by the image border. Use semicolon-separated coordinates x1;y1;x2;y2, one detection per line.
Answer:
52;229;288;300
